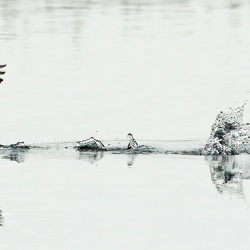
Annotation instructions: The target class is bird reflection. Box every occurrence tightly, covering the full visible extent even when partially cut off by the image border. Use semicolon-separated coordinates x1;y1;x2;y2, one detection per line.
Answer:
127;153;136;167
2;149;27;163
205;155;250;198
78;150;104;164
0;210;3;226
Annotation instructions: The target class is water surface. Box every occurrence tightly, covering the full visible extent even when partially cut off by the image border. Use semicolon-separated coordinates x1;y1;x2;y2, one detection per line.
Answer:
0;146;250;249
0;0;250;143
1;1;250;249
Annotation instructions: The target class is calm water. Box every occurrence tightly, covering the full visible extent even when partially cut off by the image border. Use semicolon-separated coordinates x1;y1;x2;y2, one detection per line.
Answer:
1;1;250;249
0;145;250;249
0;140;250;249
0;0;250;143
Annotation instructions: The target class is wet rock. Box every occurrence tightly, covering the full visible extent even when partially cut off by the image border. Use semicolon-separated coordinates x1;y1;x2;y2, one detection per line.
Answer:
10;141;30;149
77;137;107;151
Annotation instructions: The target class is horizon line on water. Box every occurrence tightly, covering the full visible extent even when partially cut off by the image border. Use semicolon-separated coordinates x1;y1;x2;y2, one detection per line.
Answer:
27;137;207;146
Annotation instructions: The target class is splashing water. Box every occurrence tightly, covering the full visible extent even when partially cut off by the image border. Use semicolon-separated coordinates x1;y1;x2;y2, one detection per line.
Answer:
203;102;250;155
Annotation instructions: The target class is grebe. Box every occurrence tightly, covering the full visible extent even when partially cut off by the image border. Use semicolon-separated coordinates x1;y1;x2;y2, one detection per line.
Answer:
127;133;139;149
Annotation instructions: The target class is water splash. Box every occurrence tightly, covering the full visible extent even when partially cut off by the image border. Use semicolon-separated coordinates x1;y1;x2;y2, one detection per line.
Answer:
203;102;250;155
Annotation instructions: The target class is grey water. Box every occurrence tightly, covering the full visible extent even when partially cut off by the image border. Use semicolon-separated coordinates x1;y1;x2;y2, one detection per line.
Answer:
1;0;250;143
0;140;250;249
1;0;250;249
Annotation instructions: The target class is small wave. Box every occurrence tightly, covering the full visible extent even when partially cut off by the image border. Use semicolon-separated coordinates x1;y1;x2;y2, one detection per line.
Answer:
107;145;161;154
3;141;204;155
0;140;219;164
78;144;204;155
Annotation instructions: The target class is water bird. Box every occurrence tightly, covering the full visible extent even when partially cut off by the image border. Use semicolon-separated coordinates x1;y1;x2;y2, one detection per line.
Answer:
127;133;139;149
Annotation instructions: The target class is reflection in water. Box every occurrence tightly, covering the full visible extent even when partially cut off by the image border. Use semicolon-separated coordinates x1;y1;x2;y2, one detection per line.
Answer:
126;153;136;167
1;149;27;163
205;155;250;198
78;150;104;164
0;210;3;226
